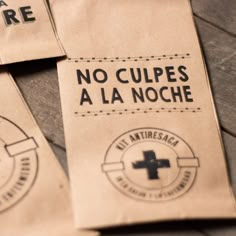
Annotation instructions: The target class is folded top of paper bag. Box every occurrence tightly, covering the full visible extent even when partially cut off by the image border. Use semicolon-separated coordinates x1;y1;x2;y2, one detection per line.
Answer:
0;0;65;64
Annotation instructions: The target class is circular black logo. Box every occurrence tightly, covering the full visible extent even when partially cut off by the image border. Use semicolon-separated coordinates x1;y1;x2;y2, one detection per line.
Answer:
0;117;38;212
102;128;199;202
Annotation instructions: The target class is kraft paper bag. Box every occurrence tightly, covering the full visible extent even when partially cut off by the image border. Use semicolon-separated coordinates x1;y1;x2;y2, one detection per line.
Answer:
0;0;65;64
50;0;236;229
0;69;98;236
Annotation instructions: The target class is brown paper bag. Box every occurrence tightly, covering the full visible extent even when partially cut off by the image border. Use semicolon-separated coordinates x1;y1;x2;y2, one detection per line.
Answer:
0;69;98;236
0;0;65;64
50;0;236;229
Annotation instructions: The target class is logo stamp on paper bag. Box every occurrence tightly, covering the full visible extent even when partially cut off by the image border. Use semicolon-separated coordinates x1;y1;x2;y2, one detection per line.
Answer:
0;117;38;212
102;128;199;202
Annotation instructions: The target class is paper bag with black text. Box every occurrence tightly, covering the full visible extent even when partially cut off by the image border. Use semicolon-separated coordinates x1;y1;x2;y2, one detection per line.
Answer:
0;0;64;64
50;0;236;229
0;69;98;236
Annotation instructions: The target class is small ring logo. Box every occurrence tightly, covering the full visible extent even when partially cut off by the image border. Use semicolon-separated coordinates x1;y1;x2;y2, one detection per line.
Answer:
102;128;199;202
0;116;38;212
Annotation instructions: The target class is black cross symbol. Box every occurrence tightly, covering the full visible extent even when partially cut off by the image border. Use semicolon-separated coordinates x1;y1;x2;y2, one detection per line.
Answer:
132;150;171;180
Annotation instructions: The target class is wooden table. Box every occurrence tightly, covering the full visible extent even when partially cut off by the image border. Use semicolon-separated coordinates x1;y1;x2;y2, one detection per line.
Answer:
8;0;236;235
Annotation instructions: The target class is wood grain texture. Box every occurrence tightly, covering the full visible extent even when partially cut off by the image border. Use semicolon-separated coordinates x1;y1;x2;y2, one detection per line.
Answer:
194;17;236;135
9;59;66;148
192;0;236;36
222;132;236;193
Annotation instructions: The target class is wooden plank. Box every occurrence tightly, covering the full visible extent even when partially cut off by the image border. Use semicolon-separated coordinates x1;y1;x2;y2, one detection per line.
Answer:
222;132;236;193
194;17;236;135
195;132;236;236
192;131;236;236
192;0;236;35
9;59;66;148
